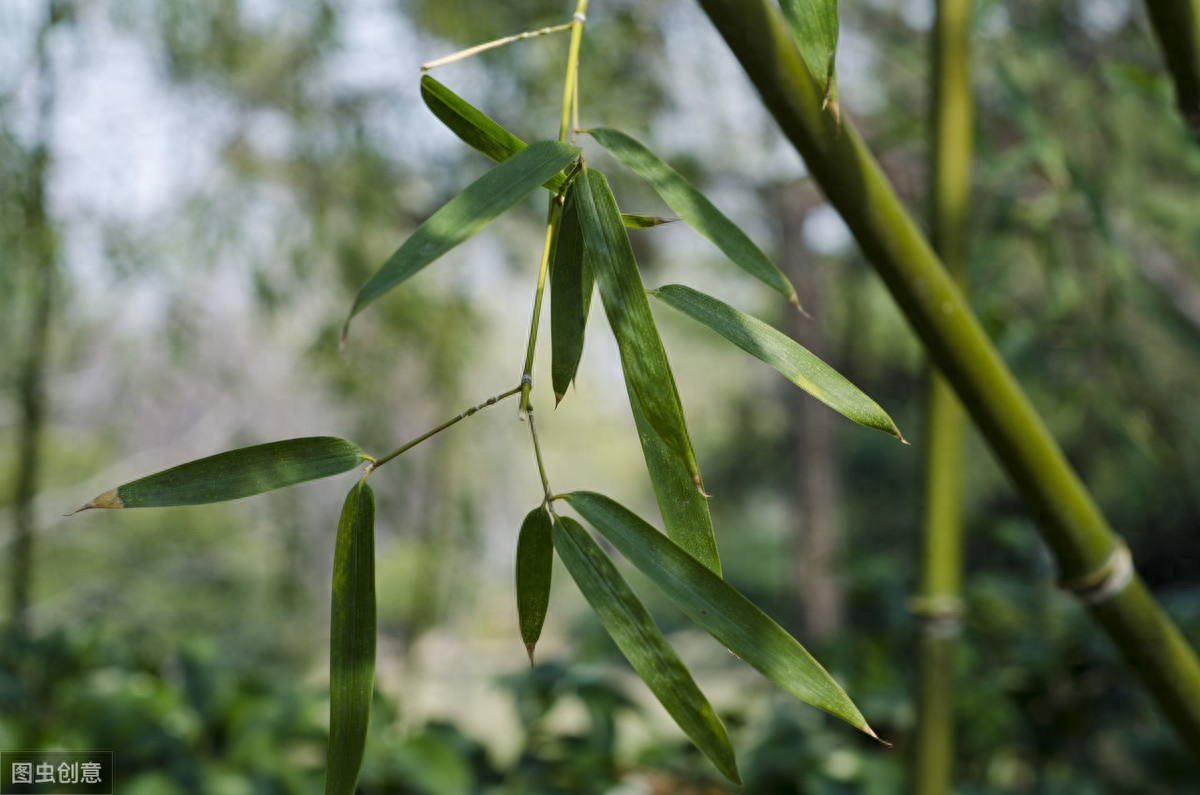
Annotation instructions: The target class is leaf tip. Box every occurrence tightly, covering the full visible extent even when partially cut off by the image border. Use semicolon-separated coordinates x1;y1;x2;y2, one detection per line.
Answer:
896;430;909;445
525;643;537;667
693;477;713;499
554;392;566;407
862;722;891;747
73;489;123;514
787;291;811;318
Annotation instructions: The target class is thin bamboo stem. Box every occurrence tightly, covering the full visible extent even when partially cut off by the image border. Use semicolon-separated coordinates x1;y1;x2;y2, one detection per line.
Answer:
911;0;972;790
420;23;573;72
697;0;1200;755
370;386;521;471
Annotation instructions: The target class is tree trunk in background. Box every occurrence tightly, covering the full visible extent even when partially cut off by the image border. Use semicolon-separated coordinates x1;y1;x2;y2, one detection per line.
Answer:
776;183;843;643
9;18;57;636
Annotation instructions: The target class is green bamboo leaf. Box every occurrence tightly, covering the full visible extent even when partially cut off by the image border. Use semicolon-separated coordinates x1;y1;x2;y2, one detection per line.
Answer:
777;0;840;114
326;479;377;795
516;506;554;664
420;77;661;230
550;183;593;403
585;127;799;306
654;284;904;441
563;491;883;743
551;516;740;784
343;140;581;343
75;437;369;511
573;168;704;490
420;75;567;193
620;213;678;228
628;386;721;576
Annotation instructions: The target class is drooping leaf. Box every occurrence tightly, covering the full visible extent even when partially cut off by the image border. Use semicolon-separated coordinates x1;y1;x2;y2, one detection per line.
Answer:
421;75;567;193
343;140;581;342
326;479;377;795
549;183;593;402
516;506;554;664
777;0;840;114
564;491;883;742
653;284;904;440
573;168;704;490
75;437;369;510
586;127;799;306
420;76;662;230
551;516;740;784
628;386;721;575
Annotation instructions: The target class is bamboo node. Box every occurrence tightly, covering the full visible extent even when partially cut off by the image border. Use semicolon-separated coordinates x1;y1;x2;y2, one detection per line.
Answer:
907;595;964;636
1059;542;1133;606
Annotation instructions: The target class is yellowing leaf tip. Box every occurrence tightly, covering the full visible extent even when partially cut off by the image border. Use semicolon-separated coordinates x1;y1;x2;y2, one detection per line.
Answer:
71;488;124;514
788;292;812;318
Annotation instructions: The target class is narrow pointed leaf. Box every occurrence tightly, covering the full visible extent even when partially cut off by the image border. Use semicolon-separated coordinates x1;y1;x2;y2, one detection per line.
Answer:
421;75;567;193
326;480;377;795
628;386;721;575
516;506;554;664
551;516;740;784
654;284;903;440
344;140;580;340
76;437;369;510
420;76;665;230
778;0;840;112
620;213;678;228
574;168;704;490
586;128;798;305
564;491;881;742
550;184;593;402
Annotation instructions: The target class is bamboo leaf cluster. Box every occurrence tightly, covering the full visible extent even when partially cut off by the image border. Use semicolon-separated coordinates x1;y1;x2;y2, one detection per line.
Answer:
75;8;912;789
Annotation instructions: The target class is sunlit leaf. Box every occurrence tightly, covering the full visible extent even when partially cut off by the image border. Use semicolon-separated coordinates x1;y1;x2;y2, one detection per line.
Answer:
75;437;369;511
551;515;740;784
326;479;377;795
628;386;721;575
420;76;659;230
653;284;904;440
516;506;554;664
586;127;799;306
421;75;567;193
573;168;704;490
564;491;883;742
549;183;593;403
777;0;840;114
343;140;581;342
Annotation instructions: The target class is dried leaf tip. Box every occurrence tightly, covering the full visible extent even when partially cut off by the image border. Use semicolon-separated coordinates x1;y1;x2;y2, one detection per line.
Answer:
554;392;566;408
787;292;811;318
862;722;891;747
525;643;537;667
692;476;713;499
70;488;124;515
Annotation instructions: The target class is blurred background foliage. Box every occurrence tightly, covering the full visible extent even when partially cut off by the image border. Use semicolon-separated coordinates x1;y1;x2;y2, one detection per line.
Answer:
1;0;1199;791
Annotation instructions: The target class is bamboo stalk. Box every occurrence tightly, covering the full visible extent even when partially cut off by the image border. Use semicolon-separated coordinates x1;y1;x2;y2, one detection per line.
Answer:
696;0;1200;755
1143;0;1200;139
911;0;972;788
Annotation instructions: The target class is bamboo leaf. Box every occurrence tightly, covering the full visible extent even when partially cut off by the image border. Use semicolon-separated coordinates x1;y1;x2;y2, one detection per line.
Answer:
550;183;593;403
343;140;581;342
551;516;740;784
586;127;799;306
516;506;554;664
628;386;721;576
777;0;840;114
563;491;883;742
76;437;369;511
421;75;567;193
420;77;661;230
654;284;904;441
573;168;704;490
326;479;377;795
620;213;678;228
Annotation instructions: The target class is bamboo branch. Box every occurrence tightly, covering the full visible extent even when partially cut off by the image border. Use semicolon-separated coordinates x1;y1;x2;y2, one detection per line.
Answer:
697;0;1200;755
